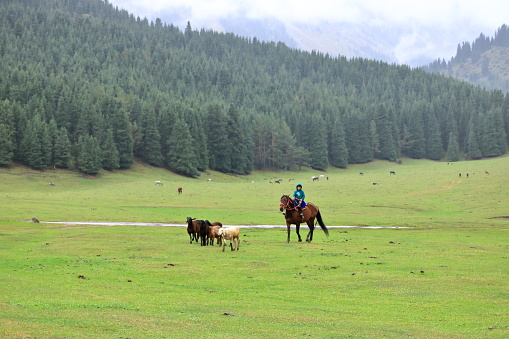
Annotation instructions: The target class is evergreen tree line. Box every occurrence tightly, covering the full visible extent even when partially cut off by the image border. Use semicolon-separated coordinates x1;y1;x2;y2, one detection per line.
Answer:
0;0;508;176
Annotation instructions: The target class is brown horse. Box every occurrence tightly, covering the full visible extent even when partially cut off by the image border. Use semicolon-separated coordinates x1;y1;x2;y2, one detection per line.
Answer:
186;217;203;244
279;195;329;243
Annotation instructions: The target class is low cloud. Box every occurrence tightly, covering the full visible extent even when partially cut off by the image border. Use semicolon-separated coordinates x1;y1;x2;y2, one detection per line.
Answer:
110;0;509;65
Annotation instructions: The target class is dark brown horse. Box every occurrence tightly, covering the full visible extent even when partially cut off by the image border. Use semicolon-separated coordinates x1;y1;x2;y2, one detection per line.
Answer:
279;195;329;243
186;217;203;244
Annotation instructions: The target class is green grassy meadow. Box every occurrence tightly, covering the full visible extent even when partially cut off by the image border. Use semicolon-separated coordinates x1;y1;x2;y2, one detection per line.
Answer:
1;157;508;338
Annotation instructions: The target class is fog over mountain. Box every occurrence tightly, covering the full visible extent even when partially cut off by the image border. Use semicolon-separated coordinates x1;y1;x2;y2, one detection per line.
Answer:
109;0;509;67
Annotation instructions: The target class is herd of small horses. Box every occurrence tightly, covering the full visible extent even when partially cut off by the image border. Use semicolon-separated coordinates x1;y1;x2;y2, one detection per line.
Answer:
186;217;241;252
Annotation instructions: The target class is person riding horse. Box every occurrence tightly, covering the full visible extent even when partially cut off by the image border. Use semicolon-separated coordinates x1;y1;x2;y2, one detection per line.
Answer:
292;183;306;217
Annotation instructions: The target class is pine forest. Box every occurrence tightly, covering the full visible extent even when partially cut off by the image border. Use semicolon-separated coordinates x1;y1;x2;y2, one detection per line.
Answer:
1;0;508;176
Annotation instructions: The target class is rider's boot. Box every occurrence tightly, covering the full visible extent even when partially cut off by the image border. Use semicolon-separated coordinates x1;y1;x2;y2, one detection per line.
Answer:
298;207;303;217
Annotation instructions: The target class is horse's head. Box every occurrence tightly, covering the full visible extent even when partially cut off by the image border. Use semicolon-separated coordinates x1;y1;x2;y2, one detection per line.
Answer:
280;195;293;212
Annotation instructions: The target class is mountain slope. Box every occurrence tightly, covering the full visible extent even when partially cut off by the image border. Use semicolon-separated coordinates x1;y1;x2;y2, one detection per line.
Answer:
424;25;509;92
444;46;509;92
1;0;508;176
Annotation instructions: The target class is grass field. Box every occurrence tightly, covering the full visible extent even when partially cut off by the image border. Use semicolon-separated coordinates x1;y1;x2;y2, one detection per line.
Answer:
1;157;508;338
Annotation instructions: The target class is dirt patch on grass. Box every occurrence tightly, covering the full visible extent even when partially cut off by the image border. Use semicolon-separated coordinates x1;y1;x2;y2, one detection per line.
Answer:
489;216;509;220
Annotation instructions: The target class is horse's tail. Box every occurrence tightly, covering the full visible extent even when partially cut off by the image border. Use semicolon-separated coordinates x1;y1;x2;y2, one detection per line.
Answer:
316;209;329;237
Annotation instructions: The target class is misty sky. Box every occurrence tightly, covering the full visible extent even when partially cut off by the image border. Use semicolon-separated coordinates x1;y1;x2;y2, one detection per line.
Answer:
108;0;509;65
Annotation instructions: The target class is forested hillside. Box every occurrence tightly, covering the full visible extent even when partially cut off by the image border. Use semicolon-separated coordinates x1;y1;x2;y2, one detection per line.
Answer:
1;0;508;176
424;24;509;92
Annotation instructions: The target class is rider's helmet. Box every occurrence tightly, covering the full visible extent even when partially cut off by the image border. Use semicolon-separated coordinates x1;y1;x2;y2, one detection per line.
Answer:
296;183;302;188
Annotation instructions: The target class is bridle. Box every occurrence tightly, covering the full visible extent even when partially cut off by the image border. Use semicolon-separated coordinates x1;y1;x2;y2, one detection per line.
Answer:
280;195;296;211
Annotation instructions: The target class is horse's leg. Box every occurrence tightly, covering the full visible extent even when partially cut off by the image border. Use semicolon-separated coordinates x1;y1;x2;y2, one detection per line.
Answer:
306;219;315;242
286;222;291;243
296;223;302;242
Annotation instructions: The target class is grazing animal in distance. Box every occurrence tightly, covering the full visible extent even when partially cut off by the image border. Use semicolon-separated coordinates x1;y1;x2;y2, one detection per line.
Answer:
218;227;240;251
177;187;183;194
311;176;319;181
155;180;163;185
31;217;40;223
485;171;489;175
359;172;364;176
390;171;396;175
279;195;329;243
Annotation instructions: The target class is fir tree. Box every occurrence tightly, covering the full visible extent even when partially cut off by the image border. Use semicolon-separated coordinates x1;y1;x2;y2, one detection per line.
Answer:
101;128;120;170
406;108;426;159
446;132;460;162
345;112;372;164
167;118;199;177
206;103;230;172
77;135;102;175
0;100;16;158
307;113;328;170
0;123;13;166
226;104;248;174
328;116;348;168
369;119;380;159
182;106;208;171
139;108;162;166
426;114;443;160
275;120;297;170
47;118;59;166
54;127;72;169
19;115;45;170
466;121;482;159
102;97;134;168
375;104;397;161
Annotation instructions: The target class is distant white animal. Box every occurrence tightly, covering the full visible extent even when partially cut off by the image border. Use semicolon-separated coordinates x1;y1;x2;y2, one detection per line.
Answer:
218;227;240;252
155;181;163;186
